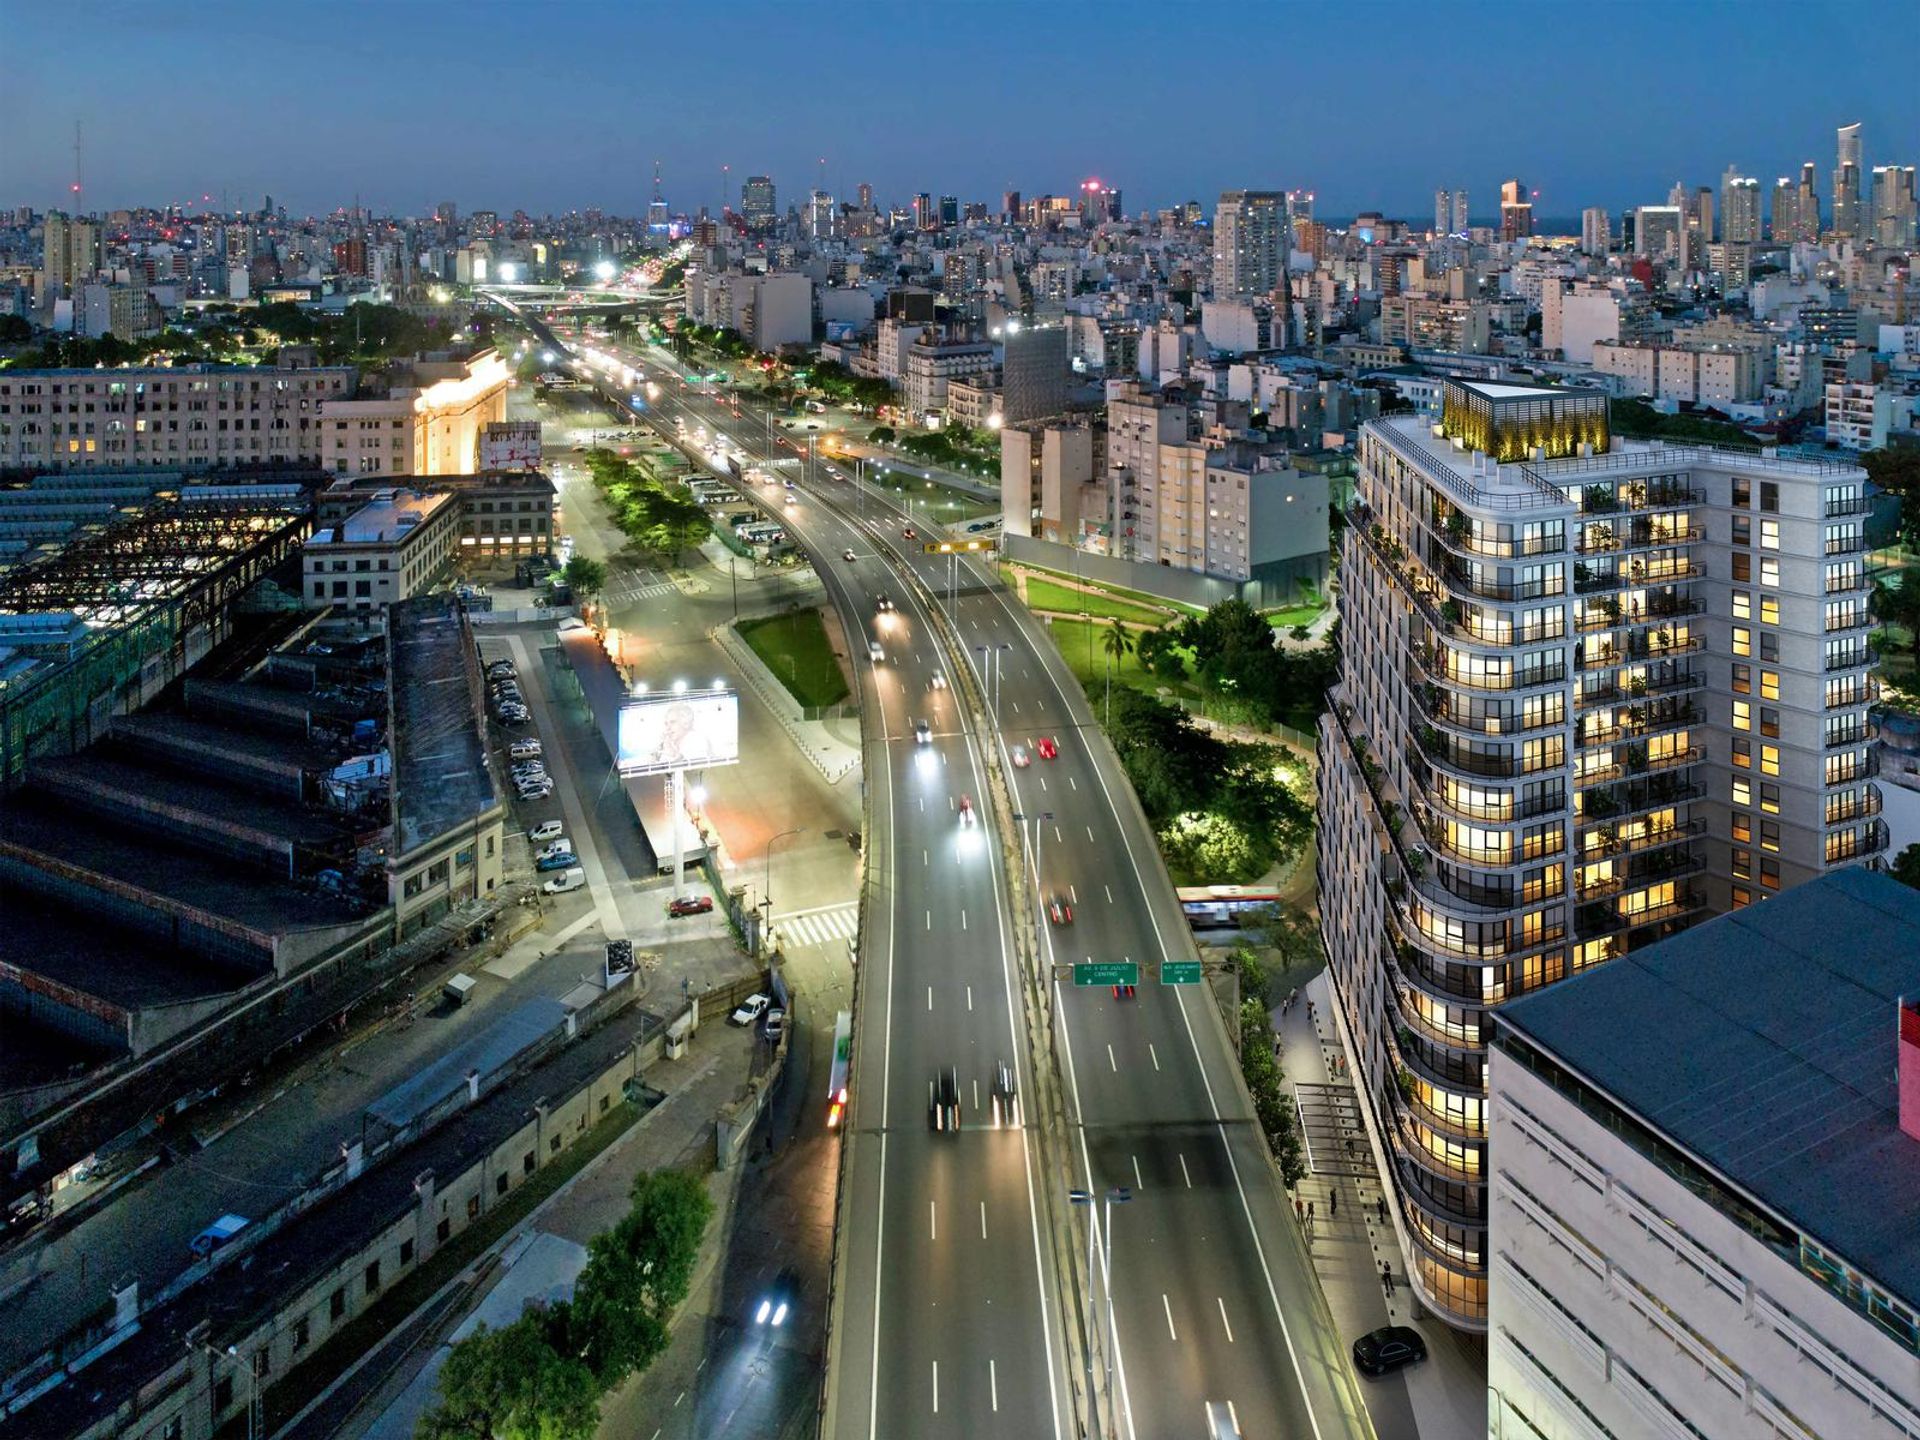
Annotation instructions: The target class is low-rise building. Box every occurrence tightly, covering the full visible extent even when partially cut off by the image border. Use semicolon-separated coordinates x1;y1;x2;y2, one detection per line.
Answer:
1489;869;1920;1440
904;333;996;422
1592;340;1766;407
302;488;459;610
1828;380;1894;451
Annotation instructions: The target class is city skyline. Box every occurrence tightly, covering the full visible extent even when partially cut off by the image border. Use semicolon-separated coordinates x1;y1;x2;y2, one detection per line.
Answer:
6;0;1919;219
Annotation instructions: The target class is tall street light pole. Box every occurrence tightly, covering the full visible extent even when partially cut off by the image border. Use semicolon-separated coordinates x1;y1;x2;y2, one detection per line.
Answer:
763;827;804;954
1102;1185;1133;1436
1067;1189;1102;1440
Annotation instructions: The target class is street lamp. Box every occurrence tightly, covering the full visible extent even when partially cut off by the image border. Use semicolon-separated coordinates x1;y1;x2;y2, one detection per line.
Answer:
763;827;804;953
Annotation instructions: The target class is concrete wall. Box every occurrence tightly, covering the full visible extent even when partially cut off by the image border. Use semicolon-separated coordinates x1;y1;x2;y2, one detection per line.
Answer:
1002;532;1245;609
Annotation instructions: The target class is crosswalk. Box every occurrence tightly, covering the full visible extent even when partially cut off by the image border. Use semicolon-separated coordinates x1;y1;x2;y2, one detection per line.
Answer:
773;902;859;948
600;578;676;608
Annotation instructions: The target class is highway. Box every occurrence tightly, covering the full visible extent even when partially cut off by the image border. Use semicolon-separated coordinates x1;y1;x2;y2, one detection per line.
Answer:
502;303;1370;1440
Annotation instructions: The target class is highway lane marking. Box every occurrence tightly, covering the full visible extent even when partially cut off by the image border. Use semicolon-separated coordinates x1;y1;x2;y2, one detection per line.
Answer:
1218;1297;1235;1343
932;1361;939;1413
973;1078;980;1112
981;1201;988;1239
1150;1044;1161;1071
1180;1154;1193;1188
1104;884;1113;902
1054;825;1063;844
1108;1044;1118;1072
1087;826;1096;842
990;1358;999;1411
1069;775;1078;790
967;985;974;1011
1012;700;1022;713
962;909;969;930
1132;1155;1144;1191
1069;884;1078;904
1162;1295;1178;1341
927;985;933;1010
930;1201;937;1240
924;849;929;866
1039;776;1047;791
926;910;932;931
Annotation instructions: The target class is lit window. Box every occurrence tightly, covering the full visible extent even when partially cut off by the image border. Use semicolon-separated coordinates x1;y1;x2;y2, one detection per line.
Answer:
1732;590;1752;620
1732;848;1752;880
1733;777;1752;807
1732;738;1752;769
1732;812;1752;843
1732;886;1753;908
1761;745;1780;776
1732;626;1751;657
1733;701;1751;731
1761;597;1780;626
1760;558;1780;589
1760;520;1780;551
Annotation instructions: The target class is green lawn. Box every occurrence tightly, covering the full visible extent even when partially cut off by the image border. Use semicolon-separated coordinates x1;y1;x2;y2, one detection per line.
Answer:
1265;603;1326;631
1019;576;1173;627
1000;562;1207;620
737;608;850;708
1045;616;1202;703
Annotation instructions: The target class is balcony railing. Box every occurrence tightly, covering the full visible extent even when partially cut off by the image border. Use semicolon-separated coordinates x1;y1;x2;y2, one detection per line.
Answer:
1578;703;1702;747
1575;746;1701;790
1825;790;1884;825
1825;572;1872;595
1825;495;1874;518
1574;524;1703;555
1578;816;1707;861
1424;508;1567;563
1577;775;1705;823
1825;818;1890;864
1441;564;1567;604
1826;645;1873;672
1421;687;1567;739
1576;887;1707;936
1825;749;1881;784
1574;595;1705;634
1825;609;1871;633
1825;534;1868;556
1825;719;1879;748
1576;635;1705;672
1826;679;1879;711
1575;669;1705;709
1576;851;1706;900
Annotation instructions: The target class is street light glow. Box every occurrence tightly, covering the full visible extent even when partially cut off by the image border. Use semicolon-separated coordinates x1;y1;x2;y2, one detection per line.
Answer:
593;260;617;281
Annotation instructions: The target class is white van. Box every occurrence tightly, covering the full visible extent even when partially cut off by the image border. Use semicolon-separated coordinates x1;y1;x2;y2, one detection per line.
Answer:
542;866;587;895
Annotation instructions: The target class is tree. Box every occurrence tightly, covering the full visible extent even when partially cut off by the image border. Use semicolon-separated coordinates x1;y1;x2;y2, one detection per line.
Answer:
1892;843;1920;893
1864;447;1920;551
1099;618;1134;726
868;425;897;445
1158;811;1261;883
561;555;607;599
1262;905;1323;973
418;1319;600;1440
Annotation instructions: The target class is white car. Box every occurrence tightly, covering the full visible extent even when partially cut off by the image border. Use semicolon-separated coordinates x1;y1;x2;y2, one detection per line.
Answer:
730;994;771;1026
1010;744;1030;768
528;820;564;843
536;840;572;860
510;740;543;760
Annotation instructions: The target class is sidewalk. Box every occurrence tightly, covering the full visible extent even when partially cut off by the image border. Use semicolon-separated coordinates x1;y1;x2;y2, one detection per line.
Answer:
1275;971;1485;1440
709;620;859;784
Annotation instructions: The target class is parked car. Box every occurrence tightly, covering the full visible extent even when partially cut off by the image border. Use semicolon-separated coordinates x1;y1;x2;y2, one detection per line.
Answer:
188;1213;252;1259
542;866;586;894
1352;1325;1428;1377
528;820;564;843
730;993;771;1026
535;851;578;872
536;840;572;860
667;894;714;917
763;1006;786;1042
510;740;543;760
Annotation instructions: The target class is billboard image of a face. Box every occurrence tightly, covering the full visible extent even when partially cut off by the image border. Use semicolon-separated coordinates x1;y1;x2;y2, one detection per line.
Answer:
617;692;740;775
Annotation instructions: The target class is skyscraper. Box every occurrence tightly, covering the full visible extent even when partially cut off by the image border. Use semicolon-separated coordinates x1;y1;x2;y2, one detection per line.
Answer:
741;175;776;228
856;181;874;210
1720;167;1760;243
1498;180;1532;242
1834;122;1864;237
1212;190;1286;297
1872;166;1918;249
1434;188;1467;237
39;211;101;299
1452;189;1469;236
1318;380;1881;1331
1001;189;1021;222
1579;207;1611;257
1634;204;1684;262
1771;176;1800;244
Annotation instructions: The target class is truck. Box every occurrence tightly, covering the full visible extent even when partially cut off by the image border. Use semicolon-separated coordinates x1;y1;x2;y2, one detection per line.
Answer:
444;973;478;1007
189;1213;251;1259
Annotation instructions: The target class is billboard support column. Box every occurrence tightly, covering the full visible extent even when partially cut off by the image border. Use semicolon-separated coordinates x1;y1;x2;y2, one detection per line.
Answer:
668;766;687;899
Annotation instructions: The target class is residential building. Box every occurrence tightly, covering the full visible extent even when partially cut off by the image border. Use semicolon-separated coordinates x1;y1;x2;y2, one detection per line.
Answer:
321;349;510;478
682;268;813;351
1317;379;1879;1330
1200;299;1284;356
1835;122;1865;238
39;211;101;301
1720;167;1761;243
1827;380;1894;451
1000;323;1071;425
1213;190;1286;298
1499;180;1533;242
1434;188;1467;238
1579;207;1610;258
1379;296;1492;354
301;488;460;610
0;353;357;471
1001;417;1098;544
1591;341;1765;407
1541;278;1656;365
76;283;163;342
903;333;995;421
1634;204;1685;264
1488;869;1918;1440
1872;166;1918;249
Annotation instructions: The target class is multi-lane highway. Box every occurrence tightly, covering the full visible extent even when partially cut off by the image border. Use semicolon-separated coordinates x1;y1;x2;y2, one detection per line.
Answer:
503;301;1372;1440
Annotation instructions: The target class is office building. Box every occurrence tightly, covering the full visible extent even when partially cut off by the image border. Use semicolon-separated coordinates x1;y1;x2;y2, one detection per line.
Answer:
1872;166;1918;249
1720;167;1761;244
1488;869;1918;1440
1499;180;1533;242
741;175;776;228
999;323;1071;425
1579;207;1610;257
807;189;836;241
1835;122;1865;238
1317;379;1880;1329
301;488;460;610
1634;204;1685;264
1213;190;1286;298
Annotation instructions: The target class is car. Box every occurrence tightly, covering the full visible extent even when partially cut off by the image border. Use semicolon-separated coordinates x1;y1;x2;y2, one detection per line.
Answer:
990;1062;1020;1127
914;719;932;745
753;1267;799;1328
958;795;975;827
542;866;586;894
486;662;517;680
536;840;572;860
1010;743;1030;767
667;894;714;917
500;710;531;728
517;783;553;799
510;743;542;762
1352;1325;1428;1377
902;526;917;541
1112;983;1137;1000
928;1066;961;1132
928;672;948;691
1036;736;1059;760
528;820;564;844
875;594;894;612
1048;895;1073;925
868;640;885;664
730;993;771;1026
511;758;547;773
535;851;578;872
842;548;857;562
763;1006;786;1042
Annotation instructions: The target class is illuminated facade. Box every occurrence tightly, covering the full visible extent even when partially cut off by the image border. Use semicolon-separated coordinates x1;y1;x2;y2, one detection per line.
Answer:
1317;380;1882;1330
321;348;510;478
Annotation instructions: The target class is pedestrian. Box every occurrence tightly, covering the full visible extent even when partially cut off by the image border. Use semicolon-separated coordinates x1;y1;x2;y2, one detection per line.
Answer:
1377;1195;1389;1225
1381;1260;1394;1294
1295;1196;1304;1222
1307;1201;1315;1225
1287;986;1298;1013
1330;1189;1338;1218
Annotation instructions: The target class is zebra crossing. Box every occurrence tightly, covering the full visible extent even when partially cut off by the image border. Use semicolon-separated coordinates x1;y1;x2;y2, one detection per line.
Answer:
773;903;859;948
600;577;676;608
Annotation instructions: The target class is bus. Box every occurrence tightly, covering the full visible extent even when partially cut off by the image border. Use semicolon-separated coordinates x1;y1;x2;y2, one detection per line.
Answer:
826;1010;853;1129
1176;885;1283;930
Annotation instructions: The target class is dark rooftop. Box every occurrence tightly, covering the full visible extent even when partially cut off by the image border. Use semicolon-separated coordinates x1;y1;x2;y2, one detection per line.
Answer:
390;595;500;856
1498;867;1920;1308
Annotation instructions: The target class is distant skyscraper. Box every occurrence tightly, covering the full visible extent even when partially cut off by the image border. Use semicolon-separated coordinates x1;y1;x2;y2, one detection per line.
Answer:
856;181;874;210
39;210;100;299
1580;206;1611;256
1451;189;1469;235
912;193;933;229
938;194;959;226
1635;204;1685;262
742;175;776;227
1873;166;1918;249
1001;189;1021;221
1770;176;1799;244
1834;122;1864;237
1498;179;1532;241
1212;190;1286;297
1286;189;1314;226
808;189;836;241
1720;167;1760;243
1434;188;1467;236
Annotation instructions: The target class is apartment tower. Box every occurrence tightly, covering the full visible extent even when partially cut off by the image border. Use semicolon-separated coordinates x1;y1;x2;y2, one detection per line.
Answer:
1317;380;1882;1328
1213;190;1286;298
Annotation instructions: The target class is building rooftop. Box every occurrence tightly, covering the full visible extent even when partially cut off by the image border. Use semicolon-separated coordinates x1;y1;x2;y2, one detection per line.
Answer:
390;594;500;857
1498;867;1920;1309
315;489;453;547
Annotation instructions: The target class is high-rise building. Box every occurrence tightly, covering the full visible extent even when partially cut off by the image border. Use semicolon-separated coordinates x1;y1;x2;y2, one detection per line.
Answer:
1435;188;1467;237
912;193;934;229
1318;380;1880;1330
741;175;776;227
1001;189;1021;222
856;181;874;211
1488;870;1917;1440
1872;165;1918;249
1580;206;1611;257
1834;122;1865;237
938;194;959;227
40;211;101;300
1000;323;1071;425
807;189;837;241
1287;189;1315;226
1771;176;1800;244
1634;204;1685;263
1499;180;1533;242
1212;189;1286;297
1720;167;1760;243
1451;189;1469;236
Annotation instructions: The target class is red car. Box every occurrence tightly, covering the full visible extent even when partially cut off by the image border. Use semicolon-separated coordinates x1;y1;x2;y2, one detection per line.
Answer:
667;895;714;917
1036;736;1059;760
1112;983;1137;1000
1048;896;1073;925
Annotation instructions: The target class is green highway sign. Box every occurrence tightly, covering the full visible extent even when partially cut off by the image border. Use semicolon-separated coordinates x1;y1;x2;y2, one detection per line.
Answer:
1161;961;1203;985
1074;961;1141;987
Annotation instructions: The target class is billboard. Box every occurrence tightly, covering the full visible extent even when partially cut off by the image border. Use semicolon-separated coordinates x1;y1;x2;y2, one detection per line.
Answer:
617;691;739;776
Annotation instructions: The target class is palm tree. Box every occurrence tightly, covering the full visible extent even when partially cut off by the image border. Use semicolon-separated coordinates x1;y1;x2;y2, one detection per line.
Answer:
1100;618;1134;727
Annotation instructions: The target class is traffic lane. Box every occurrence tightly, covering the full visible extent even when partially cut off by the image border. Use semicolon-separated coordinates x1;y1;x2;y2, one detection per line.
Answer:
1083;1122;1319;1440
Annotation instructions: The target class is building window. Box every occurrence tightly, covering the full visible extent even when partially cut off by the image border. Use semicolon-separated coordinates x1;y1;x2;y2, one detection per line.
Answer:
495;1172;509;1195
1732;848;1752;880
1760;557;1780;588
1761;783;1781;815
1733;777;1752;807
1732;590;1751;620
1760;480;1778;512
1731;663;1751;694
1732;811;1753;842
1733;700;1751;731
1761;818;1781;853
330;1287;346;1320
366;1260;381;1294
401;1238;415;1265
1759;670;1780;701
1732;738;1752;769
1731;626;1751;657
1759;519;1780;550
1732;476;1752;508
1732;552;1752;583
1733;886;1753;908
1732;515;1751;547
1761;745;1780;776
1759;627;1779;659
438;1217;452;1242
1760;707;1780;739
1760;858;1781;890
214;1376;234;1413
293;1317;310;1351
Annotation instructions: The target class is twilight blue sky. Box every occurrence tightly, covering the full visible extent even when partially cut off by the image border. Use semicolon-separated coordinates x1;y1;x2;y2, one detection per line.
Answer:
3;0;1916;222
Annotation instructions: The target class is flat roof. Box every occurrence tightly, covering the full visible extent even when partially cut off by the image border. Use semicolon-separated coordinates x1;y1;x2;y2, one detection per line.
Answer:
329;490;453;546
1454;378;1573;401
390;595;499;856
1499;868;1920;1308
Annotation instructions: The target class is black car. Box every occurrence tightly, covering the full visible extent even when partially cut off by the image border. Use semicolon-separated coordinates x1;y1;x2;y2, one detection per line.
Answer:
1352;1324;1427;1377
990;1061;1019;1127
928;1066;961;1132
753;1266;799;1329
